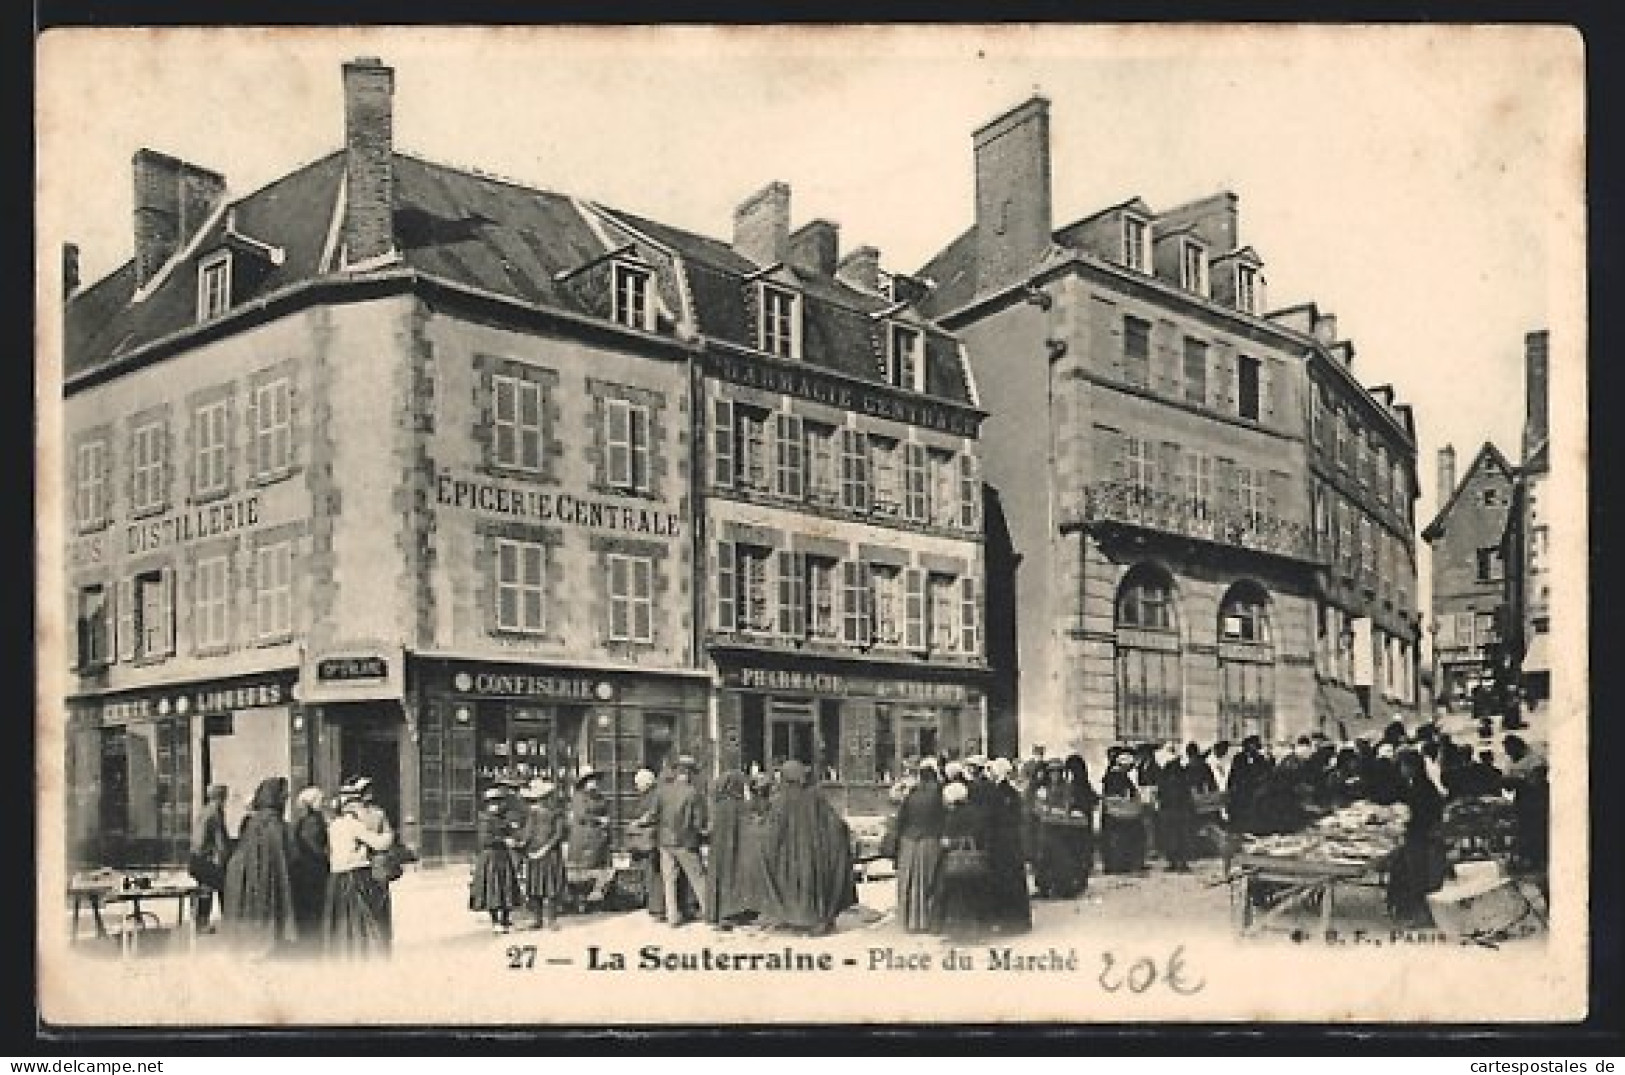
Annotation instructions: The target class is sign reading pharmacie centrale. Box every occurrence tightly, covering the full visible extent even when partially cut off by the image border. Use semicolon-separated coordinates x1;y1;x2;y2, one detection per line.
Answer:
725;665;976;704
435;470;684;539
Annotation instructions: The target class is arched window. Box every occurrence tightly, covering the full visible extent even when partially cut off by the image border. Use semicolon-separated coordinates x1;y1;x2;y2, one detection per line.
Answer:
1217;580;1275;743
1114;564;1182;743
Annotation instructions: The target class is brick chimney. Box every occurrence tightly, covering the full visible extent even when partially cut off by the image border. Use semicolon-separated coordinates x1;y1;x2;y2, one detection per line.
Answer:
733;181;791;268
973;96;1052;294
342;56;396;266
63;243;80;299
788;219;840;277
132;149;227;289
1523;329;1549;457
836;245;881;293
1437;445;1457;505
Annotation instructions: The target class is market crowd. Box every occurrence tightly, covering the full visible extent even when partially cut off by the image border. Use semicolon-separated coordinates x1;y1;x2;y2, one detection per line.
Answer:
186;773;407;960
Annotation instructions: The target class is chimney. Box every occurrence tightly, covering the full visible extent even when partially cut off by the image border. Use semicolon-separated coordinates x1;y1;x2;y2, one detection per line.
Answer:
132;149;227;289
973;96;1052;294
342;56;396;265
1523;329;1549;455
1437;445;1457;505
63;243;80;299
1312;313;1338;347
836;245;881;293
788;219;840;277
732;181;791;268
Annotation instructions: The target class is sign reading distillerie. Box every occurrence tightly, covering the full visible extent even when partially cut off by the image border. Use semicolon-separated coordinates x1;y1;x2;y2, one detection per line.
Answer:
437;473;682;539
707;351;980;437
71;494;265;567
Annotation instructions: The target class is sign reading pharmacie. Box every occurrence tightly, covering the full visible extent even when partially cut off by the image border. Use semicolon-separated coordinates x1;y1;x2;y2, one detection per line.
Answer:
70;669;297;727
435;471;683;539
704;349;983;438
723;664;977;705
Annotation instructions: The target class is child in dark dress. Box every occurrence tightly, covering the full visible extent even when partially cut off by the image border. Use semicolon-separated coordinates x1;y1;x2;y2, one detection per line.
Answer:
470;791;521;933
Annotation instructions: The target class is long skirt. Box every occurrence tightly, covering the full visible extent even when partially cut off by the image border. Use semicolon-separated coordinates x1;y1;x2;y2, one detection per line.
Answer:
935;861;990;940
323;868;390;959
526;847;568;901
1101;813;1146;874
1034;821;1093;898
895;836;943;933
1387;832;1446;924
987;842;1032;934
470;849;522;911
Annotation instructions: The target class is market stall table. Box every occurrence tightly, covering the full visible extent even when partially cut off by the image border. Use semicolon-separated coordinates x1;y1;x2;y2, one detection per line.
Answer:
70;870;202;957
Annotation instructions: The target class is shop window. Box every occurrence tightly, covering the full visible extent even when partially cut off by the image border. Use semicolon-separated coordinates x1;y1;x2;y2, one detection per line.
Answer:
97;718;192;866
929;574;958;652
869;436;902;515
608;553;654;643
840;428;870;511
193;553;232;652
193;397;231;498
740;695;767;776
774;413;805;500
254;540;294;641
818;701;842;783
76;585;109;669
1183;338;1208;406
612;262;654;330
903;443;927;521
250;376;293;478
808;557;840;640
605;399;651;494
806;421;840;504
887;324;923;391
131;418;168;515
874;708;897;783
495;537;546;634
76;437;109;530
1123;315;1151;388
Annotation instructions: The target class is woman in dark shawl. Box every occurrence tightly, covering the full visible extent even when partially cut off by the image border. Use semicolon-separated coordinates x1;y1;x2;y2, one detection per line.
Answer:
222;777;298;954
1387;748;1446;926
934;777;991;940
1100;749;1146;874
893;762;945;933
469;790;521;933
707;770;758;929
1043;753;1100;895
985;759;1032;934
286;786;331;950
755;760;855;935
567;769;612;870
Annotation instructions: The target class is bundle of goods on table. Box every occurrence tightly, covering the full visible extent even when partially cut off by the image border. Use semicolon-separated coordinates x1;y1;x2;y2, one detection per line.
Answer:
1237;802;1409;868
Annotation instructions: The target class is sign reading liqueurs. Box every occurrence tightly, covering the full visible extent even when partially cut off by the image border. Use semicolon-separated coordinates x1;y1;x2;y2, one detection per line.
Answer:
436;472;682;538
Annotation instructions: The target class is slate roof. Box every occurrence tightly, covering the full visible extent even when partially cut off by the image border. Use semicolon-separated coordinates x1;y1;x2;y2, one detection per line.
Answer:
1420;440;1517;542
67;151;976;407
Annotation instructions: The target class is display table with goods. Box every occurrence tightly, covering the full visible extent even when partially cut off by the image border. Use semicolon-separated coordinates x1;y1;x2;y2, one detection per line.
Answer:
1227;803;1408;937
69;867;202;957
1426;795;1546;942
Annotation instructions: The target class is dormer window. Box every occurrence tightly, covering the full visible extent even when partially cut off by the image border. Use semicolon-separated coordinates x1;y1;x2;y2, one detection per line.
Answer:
1122;214;1151;273
1180;239;1208;296
197;251;231;322
759;284;801;359
1235;263;1260;314
886;324;924;391
612;262;654;331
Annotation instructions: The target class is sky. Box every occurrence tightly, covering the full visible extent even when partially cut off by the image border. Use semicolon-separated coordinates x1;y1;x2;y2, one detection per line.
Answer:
36;25;1586;603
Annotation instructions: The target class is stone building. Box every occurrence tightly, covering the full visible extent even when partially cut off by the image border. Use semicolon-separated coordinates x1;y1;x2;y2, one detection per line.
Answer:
915;97;1422;765
1505;329;1552;710
1422;442;1517;714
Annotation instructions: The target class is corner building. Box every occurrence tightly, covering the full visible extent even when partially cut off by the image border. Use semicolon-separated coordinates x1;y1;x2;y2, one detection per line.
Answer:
915;98;1421;767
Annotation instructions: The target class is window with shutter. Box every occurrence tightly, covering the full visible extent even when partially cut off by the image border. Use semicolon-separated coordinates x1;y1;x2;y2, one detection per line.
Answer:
195;554;231;651
1122;315;1151;388
776;550;806;638
712;399;734;489
716;541;736;632
740;548;773;632
904;568;925;650
958;454;979;529
1182;338;1208;406
807;422;839;504
904;443;927;521
840;429;869;511
606;399;632;489
775;414;805;499
809;558;839;639
115;577;137;663
1237;354;1261;421
870;436;902;514
76;585;109;668
960;576;980;656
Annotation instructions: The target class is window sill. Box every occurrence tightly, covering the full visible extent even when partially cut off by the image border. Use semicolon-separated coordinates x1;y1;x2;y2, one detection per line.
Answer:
605;636;657;647
132;653;175;667
489;628;558;643
253;633;296;648
597;483;659;501
75;520;113;536
479;463;553;485
189;486;234;506
130;503;170;521
250;467;300;489
193;643;236;659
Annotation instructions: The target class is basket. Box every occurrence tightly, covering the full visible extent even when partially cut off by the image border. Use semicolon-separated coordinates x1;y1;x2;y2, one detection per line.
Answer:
1103;798;1146;821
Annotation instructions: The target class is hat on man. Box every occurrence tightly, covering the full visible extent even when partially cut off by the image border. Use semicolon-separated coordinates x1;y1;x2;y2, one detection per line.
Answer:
674;754;699;772
575;768;601;788
522;780;556;801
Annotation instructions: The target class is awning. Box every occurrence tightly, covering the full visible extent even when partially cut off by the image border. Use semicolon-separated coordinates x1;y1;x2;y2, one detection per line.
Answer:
1523;632;1552;674
1315;681;1367;736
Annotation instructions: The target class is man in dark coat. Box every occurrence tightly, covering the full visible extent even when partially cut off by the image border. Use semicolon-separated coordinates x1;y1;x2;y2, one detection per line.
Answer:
188;783;232;934
222;777;298;954
756;760;855;935
642;755;710;927
1225;736;1273;834
984;759;1032;933
706;770;757;928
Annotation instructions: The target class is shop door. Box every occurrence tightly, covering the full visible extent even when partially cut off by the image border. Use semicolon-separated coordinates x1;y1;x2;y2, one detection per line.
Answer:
768;699;816;769
342;728;401;830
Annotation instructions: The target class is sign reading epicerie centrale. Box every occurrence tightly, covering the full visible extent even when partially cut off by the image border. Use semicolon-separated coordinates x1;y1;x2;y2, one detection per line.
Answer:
436;472;683;539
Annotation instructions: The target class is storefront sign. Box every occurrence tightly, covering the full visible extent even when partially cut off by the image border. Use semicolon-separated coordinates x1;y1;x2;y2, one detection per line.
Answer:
300;643;404;703
707;351;982;437
725;665;971;704
451;666;615;702
124;494;262;556
75;671;294;727
318;656;389;681
436;473;683;539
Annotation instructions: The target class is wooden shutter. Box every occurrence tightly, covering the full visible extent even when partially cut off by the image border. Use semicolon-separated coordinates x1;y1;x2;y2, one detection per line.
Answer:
961;576;979;656
842;561;871;646
68;590;81;671
776;414;804;499
904;568;925;649
959;453;979;529
776;551;806;638
1213;342;1236;414
715;541;736;632
1260;359;1279;427
905;443;927;520
115;577;137;663
631;406;651;492
712;398;734;489
1091;296;1120;379
159;567;177;656
1153;319;1179;396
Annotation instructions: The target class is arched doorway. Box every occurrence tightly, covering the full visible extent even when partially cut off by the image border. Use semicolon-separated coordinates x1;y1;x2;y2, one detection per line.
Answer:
1217;580;1275;744
1114;564;1182;744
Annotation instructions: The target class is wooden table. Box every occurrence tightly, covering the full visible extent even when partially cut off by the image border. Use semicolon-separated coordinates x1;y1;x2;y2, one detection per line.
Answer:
70;882;203;956
1228;852;1392;937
